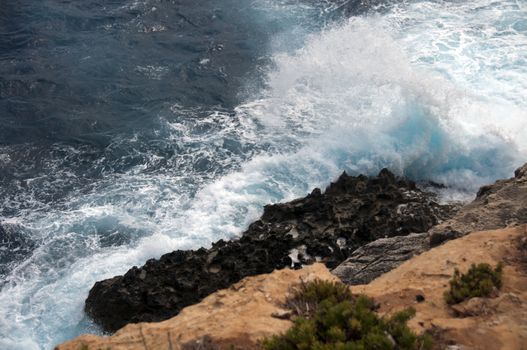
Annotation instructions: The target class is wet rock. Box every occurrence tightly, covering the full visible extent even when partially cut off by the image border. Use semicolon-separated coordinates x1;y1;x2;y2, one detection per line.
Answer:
334;162;527;286
85;169;457;332
428;162;527;247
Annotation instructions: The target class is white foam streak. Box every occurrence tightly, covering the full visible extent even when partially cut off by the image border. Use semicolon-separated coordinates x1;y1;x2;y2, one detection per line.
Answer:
240;13;525;189
1;1;526;349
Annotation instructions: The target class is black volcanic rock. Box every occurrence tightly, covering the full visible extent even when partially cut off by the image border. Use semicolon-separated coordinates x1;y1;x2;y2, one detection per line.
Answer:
333;162;527;286
85;169;457;332
428;162;527;246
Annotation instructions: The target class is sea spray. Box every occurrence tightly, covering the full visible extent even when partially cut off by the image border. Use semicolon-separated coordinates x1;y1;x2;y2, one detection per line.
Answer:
0;0;525;349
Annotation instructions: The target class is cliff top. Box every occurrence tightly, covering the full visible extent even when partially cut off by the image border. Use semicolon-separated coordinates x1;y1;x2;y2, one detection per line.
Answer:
57;224;527;350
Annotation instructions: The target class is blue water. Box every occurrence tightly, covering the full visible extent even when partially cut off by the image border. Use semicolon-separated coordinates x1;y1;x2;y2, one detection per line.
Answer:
0;0;526;349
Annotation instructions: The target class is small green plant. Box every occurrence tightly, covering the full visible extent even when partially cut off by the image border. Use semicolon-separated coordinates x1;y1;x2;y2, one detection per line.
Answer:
263;280;432;350
444;262;503;305
285;279;355;318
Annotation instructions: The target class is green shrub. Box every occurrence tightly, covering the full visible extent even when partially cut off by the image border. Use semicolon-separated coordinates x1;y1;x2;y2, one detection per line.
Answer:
444;262;503;305
263;280;432;350
285;279;355;318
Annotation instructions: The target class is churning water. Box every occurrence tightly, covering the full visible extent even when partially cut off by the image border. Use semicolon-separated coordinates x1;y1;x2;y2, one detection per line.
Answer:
0;0;525;348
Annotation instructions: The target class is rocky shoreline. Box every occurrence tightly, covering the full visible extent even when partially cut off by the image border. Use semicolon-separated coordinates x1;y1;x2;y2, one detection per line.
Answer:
54;162;527;350
334;163;527;285
59;224;527;350
85;168;458;332
84;163;527;337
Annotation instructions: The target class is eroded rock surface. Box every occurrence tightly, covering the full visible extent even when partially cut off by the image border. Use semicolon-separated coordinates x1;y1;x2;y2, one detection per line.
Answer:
332;233;429;285
57;226;527;350
85;169;456;332
58;264;338;350
333;163;527;285
428;162;527;246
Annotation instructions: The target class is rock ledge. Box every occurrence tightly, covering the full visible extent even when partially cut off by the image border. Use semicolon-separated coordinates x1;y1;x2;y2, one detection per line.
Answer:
85;169;456;332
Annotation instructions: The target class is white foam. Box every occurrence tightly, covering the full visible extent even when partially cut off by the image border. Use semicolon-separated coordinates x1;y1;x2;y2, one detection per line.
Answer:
1;1;526;349
237;11;525;190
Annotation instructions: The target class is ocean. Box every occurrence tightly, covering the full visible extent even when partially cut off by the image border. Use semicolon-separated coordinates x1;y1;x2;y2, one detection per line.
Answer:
0;0;525;348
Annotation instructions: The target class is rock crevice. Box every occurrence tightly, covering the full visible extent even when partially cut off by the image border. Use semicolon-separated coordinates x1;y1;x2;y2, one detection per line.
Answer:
85;169;457;332
333;163;527;285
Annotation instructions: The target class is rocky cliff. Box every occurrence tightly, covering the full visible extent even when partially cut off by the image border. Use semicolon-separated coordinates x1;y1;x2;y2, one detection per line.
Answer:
85;169;457;332
333;163;527;285
56;225;527;350
352;225;527;350
56;163;527;350
58;264;339;350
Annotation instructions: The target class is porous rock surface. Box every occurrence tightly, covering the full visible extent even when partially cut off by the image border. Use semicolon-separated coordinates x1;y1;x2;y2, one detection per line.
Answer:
85;169;456;332
333;163;527;285
57;226;527;350
58;264;338;350
332;232;429;285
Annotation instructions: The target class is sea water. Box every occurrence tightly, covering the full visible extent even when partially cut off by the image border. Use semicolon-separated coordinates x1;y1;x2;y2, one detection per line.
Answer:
0;0;525;348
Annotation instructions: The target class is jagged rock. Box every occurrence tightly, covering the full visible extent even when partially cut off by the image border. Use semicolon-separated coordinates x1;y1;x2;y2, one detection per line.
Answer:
332;233;429;285
57;226;527;350
428;162;527;247
334;162;527;286
85;169;456;332
58;264;339;350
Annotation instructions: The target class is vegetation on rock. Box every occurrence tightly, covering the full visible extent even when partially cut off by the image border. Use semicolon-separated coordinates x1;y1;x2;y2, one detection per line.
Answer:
444;263;503;305
285;279;355;318
85;169;458;332
263;280;432;350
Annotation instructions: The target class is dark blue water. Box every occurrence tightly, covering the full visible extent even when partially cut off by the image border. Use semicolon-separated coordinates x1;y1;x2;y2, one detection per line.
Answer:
0;0;362;218
0;0;277;207
0;0;525;348
0;1;353;347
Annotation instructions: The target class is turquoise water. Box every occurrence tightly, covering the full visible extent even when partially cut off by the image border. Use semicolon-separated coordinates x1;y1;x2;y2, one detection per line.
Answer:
0;0;526;348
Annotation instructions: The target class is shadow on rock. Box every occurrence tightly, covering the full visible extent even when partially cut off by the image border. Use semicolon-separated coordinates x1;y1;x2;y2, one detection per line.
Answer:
85;168;457;332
